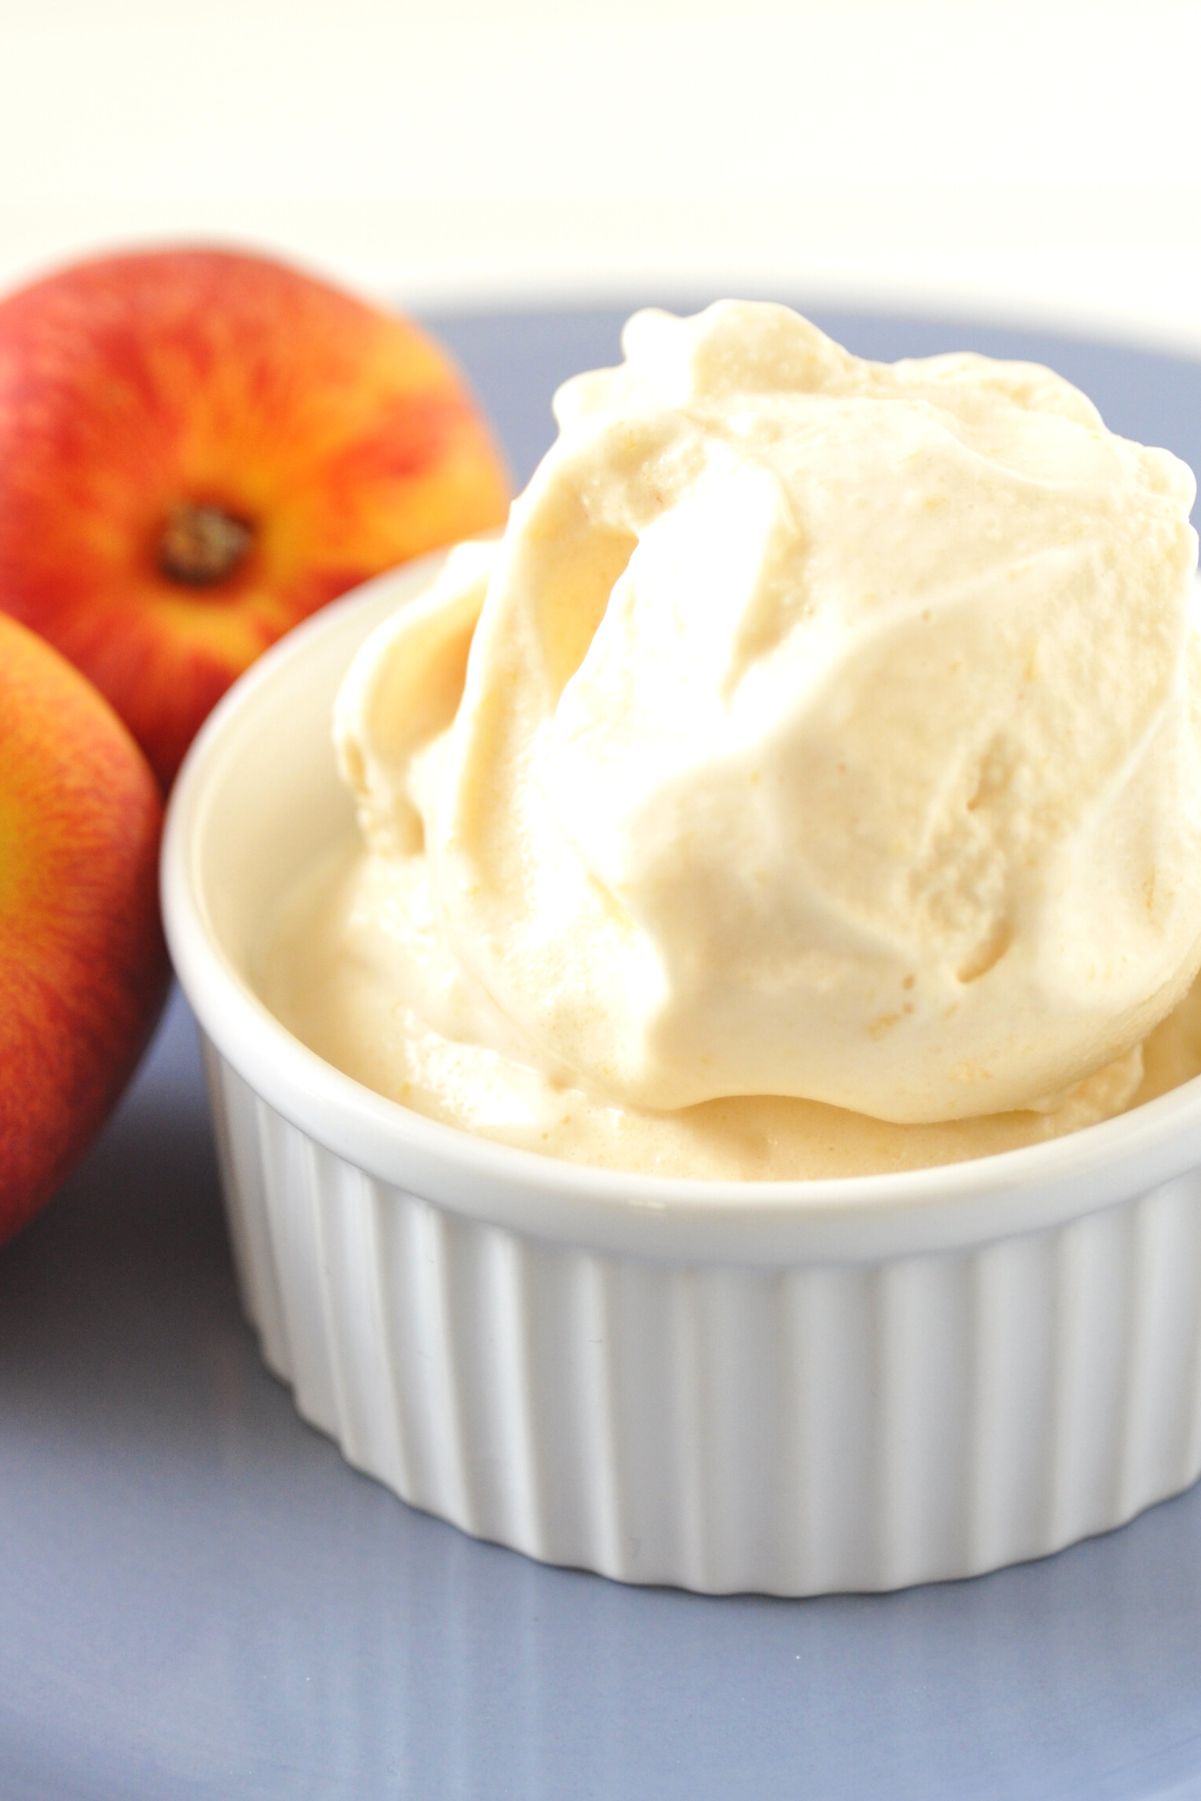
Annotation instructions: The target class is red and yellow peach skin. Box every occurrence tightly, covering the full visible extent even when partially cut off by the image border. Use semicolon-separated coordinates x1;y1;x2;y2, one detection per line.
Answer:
0;247;510;784
0;615;167;1242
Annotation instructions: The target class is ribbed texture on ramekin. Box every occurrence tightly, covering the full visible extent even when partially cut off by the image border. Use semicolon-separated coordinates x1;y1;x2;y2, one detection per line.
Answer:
204;1044;1201;1595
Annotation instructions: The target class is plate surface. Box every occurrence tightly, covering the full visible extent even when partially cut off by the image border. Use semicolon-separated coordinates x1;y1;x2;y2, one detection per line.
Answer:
6;305;1201;1801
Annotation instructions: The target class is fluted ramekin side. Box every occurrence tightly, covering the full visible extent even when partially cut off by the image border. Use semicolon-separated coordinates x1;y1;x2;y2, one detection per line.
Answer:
202;1044;1201;1595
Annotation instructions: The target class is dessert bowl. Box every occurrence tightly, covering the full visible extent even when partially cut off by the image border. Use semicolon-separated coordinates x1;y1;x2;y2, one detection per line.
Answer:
162;553;1201;1595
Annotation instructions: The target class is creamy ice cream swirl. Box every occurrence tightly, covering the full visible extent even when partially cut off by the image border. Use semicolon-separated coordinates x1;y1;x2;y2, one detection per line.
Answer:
332;301;1201;1133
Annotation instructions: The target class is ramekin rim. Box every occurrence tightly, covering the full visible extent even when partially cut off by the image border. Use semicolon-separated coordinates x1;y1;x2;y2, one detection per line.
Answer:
161;557;1201;1256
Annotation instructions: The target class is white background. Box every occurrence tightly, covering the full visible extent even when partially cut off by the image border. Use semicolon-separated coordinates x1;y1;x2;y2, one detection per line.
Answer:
4;0;1201;346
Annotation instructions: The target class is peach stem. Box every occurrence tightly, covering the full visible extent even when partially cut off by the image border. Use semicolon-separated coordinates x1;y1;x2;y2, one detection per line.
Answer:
158;503;254;587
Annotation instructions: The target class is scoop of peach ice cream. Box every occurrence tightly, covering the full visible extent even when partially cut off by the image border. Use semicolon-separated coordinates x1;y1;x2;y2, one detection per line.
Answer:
334;300;1201;1127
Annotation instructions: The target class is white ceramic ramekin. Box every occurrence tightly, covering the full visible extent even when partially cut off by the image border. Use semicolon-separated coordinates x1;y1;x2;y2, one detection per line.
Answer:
162;554;1201;1596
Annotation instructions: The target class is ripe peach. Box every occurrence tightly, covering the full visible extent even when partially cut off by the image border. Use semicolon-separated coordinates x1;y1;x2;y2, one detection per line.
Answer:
0;614;167;1244
0;246;510;785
